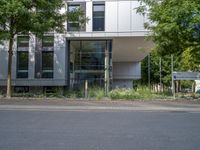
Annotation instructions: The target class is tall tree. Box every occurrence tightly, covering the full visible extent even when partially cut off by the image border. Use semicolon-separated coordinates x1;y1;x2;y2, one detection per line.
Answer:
137;0;200;56
0;0;86;98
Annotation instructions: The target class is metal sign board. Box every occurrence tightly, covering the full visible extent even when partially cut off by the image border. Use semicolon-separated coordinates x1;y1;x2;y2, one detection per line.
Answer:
173;72;200;80
195;80;200;93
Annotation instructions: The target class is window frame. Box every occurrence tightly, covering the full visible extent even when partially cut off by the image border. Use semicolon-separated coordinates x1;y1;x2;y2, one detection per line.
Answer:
92;2;105;31
67;3;86;32
41;36;54;79
16;36;29;79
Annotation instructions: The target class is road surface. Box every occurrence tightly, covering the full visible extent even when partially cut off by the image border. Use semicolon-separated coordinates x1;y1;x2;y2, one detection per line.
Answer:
0;108;200;150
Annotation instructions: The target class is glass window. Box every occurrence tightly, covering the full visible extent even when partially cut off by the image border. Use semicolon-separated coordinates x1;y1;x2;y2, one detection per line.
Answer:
17;52;29;78
68;4;85;32
93;3;105;31
69;40;112;88
42;51;54;78
17;36;29;47
42;36;54;47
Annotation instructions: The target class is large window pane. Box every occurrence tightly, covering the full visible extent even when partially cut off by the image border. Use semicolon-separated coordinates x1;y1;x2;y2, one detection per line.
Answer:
81;41;106;70
42;36;54;47
17;52;28;78
17;36;29;47
70;40;111;88
42;52;53;78
67;3;86;31
93;3;105;31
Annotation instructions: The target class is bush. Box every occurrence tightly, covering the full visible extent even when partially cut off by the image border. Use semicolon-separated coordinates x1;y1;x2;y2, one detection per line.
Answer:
88;87;105;100
64;90;84;98
109;88;142;100
0;90;3;98
109;86;171;100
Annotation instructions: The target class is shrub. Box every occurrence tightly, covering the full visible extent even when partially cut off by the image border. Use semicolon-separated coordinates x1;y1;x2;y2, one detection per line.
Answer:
0;90;3;98
88;87;105;100
109;88;142;100
108;86;171;100
64;90;84;98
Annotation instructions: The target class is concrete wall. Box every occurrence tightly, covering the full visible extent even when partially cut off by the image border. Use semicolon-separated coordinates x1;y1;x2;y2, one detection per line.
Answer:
112;62;141;88
113;62;141;80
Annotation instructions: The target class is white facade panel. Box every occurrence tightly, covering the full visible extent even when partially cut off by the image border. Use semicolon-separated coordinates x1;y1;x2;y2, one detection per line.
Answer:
86;1;93;32
118;1;131;32
105;1;118;32
131;1;145;31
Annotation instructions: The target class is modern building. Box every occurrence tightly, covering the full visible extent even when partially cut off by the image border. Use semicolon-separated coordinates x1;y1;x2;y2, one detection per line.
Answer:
0;0;153;92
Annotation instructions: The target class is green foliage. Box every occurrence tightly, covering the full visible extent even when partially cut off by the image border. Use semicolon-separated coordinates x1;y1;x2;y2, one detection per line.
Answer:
0;0;66;38
0;90;3;97
109;86;169;100
181;48;200;71
88;87;105;100
109;88;141;99
137;0;200;56
0;0;87;97
64;90;84;98
137;0;200;89
141;50;173;86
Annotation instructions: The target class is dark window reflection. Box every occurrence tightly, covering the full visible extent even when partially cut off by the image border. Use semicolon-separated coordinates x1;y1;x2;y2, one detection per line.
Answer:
42;52;53;78
17;36;29;47
42;36;54;47
17;52;28;78
70;40;111;88
93;3;105;31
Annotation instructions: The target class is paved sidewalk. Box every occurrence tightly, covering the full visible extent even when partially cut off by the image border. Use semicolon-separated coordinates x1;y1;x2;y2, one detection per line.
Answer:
0;98;200;112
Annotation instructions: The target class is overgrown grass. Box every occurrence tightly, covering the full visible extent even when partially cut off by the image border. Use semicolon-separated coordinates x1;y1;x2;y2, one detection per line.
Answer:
176;92;200;100
12;92;45;98
64;87;105;99
0;90;3;98
88;87;105;100
64;90;84;98
1;86;173;100
109;86;172;100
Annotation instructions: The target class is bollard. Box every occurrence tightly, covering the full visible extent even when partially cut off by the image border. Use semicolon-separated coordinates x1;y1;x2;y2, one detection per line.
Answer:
84;80;88;98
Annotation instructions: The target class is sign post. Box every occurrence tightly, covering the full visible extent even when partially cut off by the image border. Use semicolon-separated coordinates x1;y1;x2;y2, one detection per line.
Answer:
171;55;175;99
195;80;200;93
172;72;200;94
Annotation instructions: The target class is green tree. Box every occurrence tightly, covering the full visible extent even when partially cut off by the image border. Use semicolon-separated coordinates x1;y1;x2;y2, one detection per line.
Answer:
0;0;86;98
141;50;185;89
138;0;200;89
181;48;200;71
137;0;200;55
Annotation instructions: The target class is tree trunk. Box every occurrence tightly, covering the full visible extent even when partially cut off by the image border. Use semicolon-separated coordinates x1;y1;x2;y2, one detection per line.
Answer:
6;37;14;98
104;46;109;96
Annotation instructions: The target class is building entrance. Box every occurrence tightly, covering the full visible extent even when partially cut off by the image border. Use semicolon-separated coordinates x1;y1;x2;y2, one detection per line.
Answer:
69;40;112;89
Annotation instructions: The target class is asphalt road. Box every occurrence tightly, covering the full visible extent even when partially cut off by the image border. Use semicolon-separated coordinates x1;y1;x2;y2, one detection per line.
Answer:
0;110;200;150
